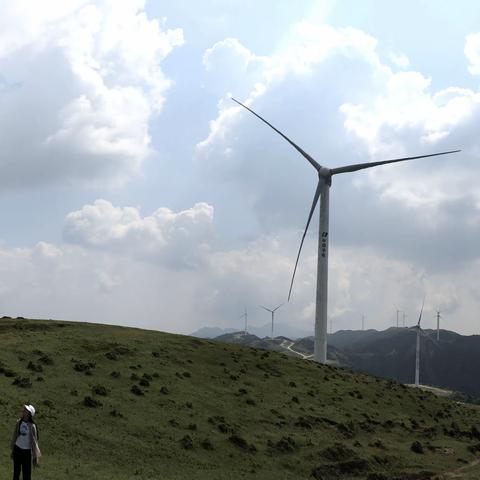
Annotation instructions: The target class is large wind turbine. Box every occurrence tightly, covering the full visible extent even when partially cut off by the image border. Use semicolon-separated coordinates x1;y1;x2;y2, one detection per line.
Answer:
232;97;460;364
259;303;284;338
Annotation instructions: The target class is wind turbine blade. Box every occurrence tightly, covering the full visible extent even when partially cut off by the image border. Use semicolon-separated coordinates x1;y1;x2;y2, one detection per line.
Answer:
330;150;461;175
259;305;273;313
231;98;322;171
288;181;322;301
417;297;425;327
273;303;284;312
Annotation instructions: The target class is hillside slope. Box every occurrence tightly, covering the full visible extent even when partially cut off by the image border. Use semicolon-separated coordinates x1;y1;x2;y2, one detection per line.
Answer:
0;318;480;479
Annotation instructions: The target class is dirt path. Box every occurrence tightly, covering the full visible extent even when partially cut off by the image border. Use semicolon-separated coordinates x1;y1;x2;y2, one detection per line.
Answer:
279;339;313;360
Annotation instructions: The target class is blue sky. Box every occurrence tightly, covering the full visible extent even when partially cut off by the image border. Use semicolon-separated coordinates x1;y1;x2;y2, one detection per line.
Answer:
0;0;479;335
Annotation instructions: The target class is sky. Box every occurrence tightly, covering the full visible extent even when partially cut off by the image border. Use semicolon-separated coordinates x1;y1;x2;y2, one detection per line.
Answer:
1;0;480;336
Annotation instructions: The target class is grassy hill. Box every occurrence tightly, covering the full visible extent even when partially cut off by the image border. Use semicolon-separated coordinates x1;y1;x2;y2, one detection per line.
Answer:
0;318;480;479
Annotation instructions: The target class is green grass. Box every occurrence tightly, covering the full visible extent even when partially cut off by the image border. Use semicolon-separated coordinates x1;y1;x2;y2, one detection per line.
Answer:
0;317;479;479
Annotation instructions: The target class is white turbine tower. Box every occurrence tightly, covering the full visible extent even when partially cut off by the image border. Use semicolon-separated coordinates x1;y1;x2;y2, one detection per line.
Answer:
259;303;284;338
240;308;248;334
414;298;425;388
232;97;460;364
436;310;442;341
395;307;404;328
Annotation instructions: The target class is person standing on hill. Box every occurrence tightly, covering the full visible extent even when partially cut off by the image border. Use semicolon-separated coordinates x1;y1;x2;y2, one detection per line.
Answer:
10;404;41;480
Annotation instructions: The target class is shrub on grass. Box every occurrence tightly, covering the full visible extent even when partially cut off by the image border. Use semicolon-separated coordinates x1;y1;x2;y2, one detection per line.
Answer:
92;385;108;396
73;360;95;374
131;385;144;396
83;396;102;408
411;441;424;454
38;354;54;365
320;442;356;461
110;409;124;418
274;436;297;453
27;361;43;372
228;435;256;453
201;438;214;450
180;435;193;449
12;377;32;388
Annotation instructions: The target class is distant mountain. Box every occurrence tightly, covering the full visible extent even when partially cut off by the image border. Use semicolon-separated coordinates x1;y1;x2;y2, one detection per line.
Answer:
335;328;480;397
214;332;347;364
214;327;480;398
189;326;237;338
191;323;312;340
214;332;286;353
327;329;381;350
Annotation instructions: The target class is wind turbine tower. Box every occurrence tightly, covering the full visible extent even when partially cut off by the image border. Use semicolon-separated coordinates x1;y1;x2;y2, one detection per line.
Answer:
436;310;441;341
395;308;403;328
259;303;284;338
414;299;425;388
232;97;460;364
240;308;248;334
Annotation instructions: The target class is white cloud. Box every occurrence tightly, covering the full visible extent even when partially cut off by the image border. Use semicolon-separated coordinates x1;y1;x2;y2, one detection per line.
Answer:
0;222;477;335
465;32;480;75
64;199;214;268
0;0;88;58
389;52;410;68
0;0;183;188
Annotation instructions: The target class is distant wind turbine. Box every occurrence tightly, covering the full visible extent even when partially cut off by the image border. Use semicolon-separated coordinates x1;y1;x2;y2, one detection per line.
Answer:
232;97;461;364
395;307;404;328
240;308;248;334
259;303;284;338
414;298;425;387
436;310;442;341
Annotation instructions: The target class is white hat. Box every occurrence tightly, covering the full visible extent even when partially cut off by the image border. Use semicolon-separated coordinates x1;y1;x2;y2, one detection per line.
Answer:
24;405;35;417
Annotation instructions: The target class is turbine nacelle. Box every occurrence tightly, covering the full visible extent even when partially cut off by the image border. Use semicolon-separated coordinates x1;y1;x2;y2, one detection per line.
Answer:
318;167;331;180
